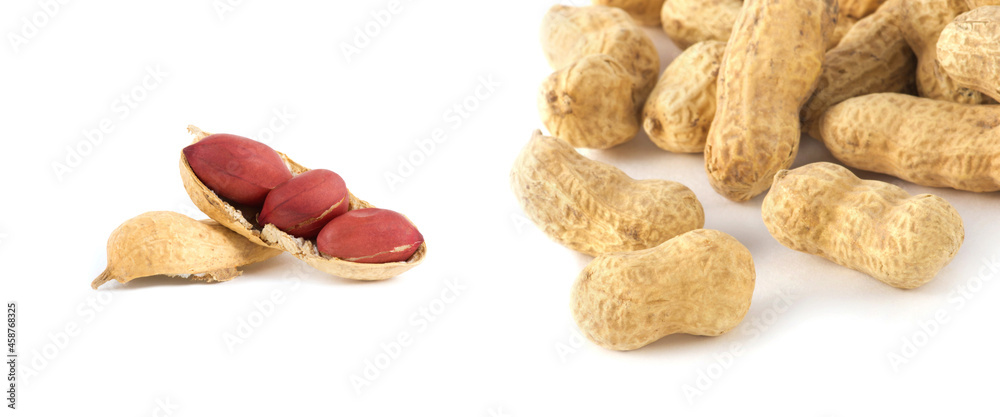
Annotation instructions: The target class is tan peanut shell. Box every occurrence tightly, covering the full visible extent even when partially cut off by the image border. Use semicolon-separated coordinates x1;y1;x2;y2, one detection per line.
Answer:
540;5;659;100
937;6;1000;102
825;1;886;49
510;131;705;256
538;54;640;149
818;93;1000;192
704;0;835;202
538;5;659;148
571;229;755;351
843;0;889;17
642;40;725;153
900;0;991;104
91;211;281;289
763;163;964;289
802;0;917;138
181;125;426;281
659;0;741;49
592;0;666;26
830;0;891;47
659;0;871;51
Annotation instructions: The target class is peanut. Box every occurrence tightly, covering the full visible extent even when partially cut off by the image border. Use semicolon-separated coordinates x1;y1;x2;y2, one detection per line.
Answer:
642;40;725;153
801;0;917;138
937;6;1000;102
538;5;659;148
317;208;424;264
762;162;964;289
660;0;879;51
538;54;640;149
510;131;704;256
258;169;350;239
181;125;426;280
659;0;742;49
91;211;281;289
704;0;835;201
831;0;892;46
571;229;755;351
899;0;994;104
818;93;1000;192
843;0;889;16
182;133;293;206
656;0;898;146
592;0;666;26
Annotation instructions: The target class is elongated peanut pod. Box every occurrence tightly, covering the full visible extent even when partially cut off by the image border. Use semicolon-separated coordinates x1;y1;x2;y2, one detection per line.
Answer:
802;0;916;138
92;211;281;289
704;0;835;201
762;163;964;289
510;131;704;256
937;6;1000;102
572;229;755;351
181;126;427;281
818;93;1000;192
642;40;725;153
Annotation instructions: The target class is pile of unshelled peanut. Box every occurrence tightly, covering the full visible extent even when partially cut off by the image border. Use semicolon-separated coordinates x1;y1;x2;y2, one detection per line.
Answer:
512;0;998;350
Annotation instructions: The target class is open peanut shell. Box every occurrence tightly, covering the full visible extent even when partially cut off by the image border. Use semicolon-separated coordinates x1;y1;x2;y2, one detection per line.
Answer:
91;211;282;289
180;125;426;281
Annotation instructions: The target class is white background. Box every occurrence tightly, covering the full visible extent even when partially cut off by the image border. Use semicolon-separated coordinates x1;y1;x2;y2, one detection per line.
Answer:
3;0;999;415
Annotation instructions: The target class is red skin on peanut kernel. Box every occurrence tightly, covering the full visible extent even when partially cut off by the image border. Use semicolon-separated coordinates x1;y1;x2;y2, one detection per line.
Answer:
258;169;350;239
317;208;424;263
183;134;293;206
